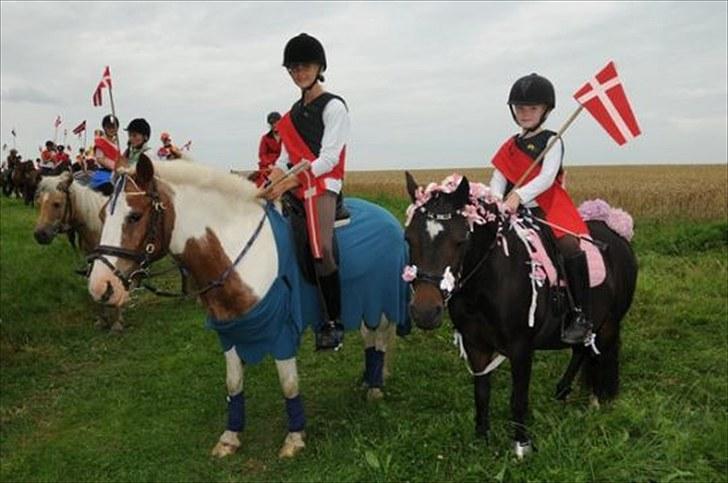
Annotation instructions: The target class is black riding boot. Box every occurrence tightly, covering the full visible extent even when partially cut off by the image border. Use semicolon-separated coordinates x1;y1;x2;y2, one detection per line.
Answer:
315;270;345;351
561;251;593;345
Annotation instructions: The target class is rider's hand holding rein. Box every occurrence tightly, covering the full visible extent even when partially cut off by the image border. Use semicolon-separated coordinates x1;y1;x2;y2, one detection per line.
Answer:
260;166;301;201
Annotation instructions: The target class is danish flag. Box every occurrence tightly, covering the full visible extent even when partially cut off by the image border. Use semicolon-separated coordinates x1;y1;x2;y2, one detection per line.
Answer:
573;61;641;145
72;120;86;135
92;66;112;107
54;115;62;128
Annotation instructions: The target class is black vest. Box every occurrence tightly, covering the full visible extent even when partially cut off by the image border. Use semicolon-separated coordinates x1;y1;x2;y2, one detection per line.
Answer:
505;129;564;195
290;92;347;157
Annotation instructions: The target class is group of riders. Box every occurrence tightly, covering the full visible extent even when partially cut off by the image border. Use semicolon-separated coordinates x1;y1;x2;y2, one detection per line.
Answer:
1;116;185;200
251;33;594;350
8;33;595;352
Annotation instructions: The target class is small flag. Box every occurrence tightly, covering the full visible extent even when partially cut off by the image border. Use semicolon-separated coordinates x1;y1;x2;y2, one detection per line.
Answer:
72;120;86;135
92;66;113;107
11;128;16;137
573;61;641;146
54;115;62;128
182;140;192;151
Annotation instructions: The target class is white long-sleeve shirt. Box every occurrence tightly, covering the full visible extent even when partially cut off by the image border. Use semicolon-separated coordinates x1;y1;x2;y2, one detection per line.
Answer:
489;134;563;208
277;98;350;194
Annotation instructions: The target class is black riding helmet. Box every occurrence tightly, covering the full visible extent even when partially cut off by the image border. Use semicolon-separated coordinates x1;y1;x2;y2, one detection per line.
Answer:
102;114;119;129
283;33;326;91
267;111;281;125
508;73;555;131
125;118;151;139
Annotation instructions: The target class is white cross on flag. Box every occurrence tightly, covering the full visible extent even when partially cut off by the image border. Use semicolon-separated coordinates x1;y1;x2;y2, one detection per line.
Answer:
573;61;641;146
92;66;113;107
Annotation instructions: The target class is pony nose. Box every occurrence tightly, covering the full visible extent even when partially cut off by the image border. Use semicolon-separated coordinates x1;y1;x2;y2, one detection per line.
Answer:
34;228;52;244
100;281;114;304
409;303;443;330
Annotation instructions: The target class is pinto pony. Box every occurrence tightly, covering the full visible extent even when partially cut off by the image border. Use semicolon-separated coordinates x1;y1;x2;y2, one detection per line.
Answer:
403;172;637;458
87;156;409;458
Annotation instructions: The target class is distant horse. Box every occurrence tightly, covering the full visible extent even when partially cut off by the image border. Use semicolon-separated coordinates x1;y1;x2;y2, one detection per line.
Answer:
87;156;410;458
403;172;637;458
34;172;125;331
11;160;40;205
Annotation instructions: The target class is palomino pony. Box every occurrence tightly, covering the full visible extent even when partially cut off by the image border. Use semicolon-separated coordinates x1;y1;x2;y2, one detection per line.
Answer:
34;172;125;331
403;172;637;458
87;156;410;458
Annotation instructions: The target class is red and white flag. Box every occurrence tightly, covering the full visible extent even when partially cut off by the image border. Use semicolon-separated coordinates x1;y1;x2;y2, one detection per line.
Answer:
72;120;86;135
573;61;641;146
54;115;62;128
92;66;113;107
181;140;192;151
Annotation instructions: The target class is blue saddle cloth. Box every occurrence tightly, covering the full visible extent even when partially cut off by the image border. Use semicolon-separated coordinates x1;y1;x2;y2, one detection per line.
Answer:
207;198;411;364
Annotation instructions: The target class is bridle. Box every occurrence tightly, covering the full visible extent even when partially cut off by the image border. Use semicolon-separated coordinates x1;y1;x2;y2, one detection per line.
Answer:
88;174;268;297
409;202;504;305
89;174;168;291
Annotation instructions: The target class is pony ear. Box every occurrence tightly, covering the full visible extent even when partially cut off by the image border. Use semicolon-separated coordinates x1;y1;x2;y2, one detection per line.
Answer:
405;171;419;202
56;171;73;191
135;154;155;189
452;176;470;209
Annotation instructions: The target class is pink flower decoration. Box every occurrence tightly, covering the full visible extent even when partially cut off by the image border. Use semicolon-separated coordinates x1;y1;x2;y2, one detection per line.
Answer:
402;265;418;282
440;266;456;293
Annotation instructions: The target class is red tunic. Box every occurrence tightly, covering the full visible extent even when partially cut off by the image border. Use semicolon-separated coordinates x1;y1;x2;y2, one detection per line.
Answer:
491;136;588;238
258;132;281;170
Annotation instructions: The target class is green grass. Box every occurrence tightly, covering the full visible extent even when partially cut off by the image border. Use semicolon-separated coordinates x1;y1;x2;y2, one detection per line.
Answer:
1;195;726;482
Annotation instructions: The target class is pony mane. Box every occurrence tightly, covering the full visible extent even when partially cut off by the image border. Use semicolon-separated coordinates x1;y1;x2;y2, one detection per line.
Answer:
148;161;260;203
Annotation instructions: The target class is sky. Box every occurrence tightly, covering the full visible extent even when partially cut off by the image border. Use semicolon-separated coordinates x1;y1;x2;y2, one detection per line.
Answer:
1;1;726;171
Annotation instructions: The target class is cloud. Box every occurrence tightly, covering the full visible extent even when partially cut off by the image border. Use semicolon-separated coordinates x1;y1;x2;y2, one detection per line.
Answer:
0;86;60;106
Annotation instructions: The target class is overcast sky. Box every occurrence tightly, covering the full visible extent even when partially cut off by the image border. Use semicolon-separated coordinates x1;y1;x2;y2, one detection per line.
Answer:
1;1;726;171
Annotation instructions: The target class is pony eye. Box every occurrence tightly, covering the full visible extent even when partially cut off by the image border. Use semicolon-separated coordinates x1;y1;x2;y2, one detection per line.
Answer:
52;202;61;209
126;212;142;224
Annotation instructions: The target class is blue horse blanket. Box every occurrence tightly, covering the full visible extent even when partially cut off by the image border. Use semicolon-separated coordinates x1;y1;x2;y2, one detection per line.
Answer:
206;198;411;364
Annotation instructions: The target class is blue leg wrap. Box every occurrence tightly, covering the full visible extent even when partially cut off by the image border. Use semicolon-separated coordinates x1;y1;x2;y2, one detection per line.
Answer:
285;395;306;432
227;392;245;432
365;348;385;388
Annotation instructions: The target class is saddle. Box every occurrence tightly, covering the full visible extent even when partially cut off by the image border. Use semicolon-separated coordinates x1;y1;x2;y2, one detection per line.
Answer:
281;192;351;284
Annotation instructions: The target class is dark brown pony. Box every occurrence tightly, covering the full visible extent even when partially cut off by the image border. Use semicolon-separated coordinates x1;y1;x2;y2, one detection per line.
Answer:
403;172;638;458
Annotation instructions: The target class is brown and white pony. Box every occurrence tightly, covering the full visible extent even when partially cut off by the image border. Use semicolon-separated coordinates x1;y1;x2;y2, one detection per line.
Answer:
87;157;397;458
34;172;125;331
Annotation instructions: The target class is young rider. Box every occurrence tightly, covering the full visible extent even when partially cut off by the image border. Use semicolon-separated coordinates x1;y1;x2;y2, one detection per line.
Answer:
90;115;121;195
262;33;350;351
489;73;592;345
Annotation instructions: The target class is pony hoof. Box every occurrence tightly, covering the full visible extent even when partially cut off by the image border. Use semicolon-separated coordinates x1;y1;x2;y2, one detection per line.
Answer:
366;388;384;402
513;440;534;460
94;318;109;330
589;395;601;410
278;432;305;459
211;441;239;458
555;385;572;401
110;322;124;333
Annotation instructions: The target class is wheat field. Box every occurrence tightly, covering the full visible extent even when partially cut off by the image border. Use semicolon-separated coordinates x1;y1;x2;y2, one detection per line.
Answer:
345;165;727;221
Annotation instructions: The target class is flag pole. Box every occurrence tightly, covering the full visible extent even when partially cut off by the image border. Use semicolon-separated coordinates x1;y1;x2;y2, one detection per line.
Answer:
504;104;584;201
63;128;67;147
107;85;123;155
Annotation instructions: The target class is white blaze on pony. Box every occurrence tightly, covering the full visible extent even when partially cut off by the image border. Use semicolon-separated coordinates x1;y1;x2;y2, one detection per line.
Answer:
426;219;445;240
86;156;407;459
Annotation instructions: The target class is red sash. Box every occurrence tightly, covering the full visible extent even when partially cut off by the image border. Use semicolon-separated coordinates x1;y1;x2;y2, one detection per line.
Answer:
275;113;327;259
94;136;120;165
491;136;588;238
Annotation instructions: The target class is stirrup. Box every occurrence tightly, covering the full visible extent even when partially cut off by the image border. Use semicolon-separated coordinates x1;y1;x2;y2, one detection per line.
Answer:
561;313;592;345
315;321;344;352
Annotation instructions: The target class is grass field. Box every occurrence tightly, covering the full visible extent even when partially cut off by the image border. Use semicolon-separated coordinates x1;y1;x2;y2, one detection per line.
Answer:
1;166;727;482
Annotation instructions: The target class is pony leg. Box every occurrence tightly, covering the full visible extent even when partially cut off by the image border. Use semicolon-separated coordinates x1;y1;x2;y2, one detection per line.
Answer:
582;326;621;406
509;340;535;459
276;358;305;458
211;348;245;457
360;317;393;401
110;306;124;333
555;347;587;401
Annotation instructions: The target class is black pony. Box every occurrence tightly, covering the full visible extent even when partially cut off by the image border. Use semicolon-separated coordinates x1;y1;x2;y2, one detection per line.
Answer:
403;172;638;458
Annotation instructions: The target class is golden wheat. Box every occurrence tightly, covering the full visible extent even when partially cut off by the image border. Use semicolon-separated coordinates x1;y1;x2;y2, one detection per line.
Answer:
344;165;727;221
